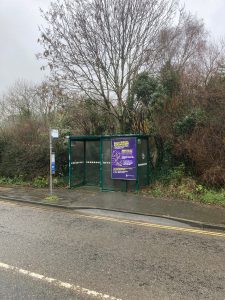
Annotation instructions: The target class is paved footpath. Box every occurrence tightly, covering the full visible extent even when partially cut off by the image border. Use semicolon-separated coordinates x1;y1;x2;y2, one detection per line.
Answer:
0;185;225;229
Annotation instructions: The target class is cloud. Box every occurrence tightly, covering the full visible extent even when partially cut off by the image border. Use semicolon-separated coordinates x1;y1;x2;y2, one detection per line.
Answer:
183;0;225;38
0;0;50;94
0;0;224;95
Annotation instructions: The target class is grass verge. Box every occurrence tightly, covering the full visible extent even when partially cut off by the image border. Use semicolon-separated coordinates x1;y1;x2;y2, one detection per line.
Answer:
0;176;67;188
44;195;60;203
144;177;225;206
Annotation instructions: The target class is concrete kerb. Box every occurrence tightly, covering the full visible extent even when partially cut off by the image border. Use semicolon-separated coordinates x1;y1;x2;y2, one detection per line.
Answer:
1;195;225;233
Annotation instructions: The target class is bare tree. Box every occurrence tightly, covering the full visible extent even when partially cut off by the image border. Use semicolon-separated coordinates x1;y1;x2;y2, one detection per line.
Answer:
157;10;207;70
0;79;70;124
198;40;225;85
0;80;37;120
38;0;178;131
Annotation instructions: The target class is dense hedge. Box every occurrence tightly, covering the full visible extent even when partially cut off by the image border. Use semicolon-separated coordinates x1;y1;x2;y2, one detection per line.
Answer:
0;119;67;180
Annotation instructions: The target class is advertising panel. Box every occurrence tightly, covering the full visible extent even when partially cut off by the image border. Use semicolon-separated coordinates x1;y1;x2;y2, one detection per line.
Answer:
111;137;136;180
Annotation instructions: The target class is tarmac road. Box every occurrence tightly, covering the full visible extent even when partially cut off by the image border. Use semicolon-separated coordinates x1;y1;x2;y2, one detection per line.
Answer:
0;200;225;300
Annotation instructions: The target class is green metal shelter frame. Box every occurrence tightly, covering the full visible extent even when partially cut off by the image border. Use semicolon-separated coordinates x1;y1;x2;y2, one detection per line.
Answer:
68;134;151;192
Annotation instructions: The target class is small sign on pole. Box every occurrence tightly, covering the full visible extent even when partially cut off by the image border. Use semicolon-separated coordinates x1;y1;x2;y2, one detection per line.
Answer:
51;129;59;138
51;153;56;175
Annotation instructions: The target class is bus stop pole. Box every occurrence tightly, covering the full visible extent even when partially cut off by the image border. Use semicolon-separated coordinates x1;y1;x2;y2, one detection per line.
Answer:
49;129;53;195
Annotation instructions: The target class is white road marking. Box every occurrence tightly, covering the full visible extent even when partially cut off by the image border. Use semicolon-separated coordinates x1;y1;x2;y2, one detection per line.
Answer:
0;262;122;300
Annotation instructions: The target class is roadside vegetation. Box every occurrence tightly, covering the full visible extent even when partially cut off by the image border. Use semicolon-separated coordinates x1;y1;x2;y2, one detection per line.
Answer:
144;165;225;206
44;194;60;203
0;0;224;206
0;176;66;188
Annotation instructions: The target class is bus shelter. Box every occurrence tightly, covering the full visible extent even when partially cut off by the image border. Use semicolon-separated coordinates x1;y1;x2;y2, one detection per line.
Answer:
68;135;151;192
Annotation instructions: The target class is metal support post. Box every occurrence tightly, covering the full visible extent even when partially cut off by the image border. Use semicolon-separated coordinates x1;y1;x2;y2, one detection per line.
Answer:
49;129;53;195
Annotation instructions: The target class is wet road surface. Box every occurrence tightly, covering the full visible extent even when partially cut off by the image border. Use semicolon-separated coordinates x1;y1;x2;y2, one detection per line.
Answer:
0;200;225;299
1;185;225;226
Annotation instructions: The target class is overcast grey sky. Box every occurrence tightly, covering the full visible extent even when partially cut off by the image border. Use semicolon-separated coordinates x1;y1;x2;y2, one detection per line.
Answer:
0;0;225;95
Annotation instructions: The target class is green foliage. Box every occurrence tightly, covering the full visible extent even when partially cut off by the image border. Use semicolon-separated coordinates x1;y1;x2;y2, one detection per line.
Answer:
53;176;67;187
44;195;59;202
200;191;225;205
145;175;225;206
0;175;67;189
160;62;181;98
174;109;207;136
32;176;48;188
0;120;49;179
160;164;186;185
148;139;176;184
150;187;163;197
178;179;204;199
0;177;13;185
0;176;28;186
0;118;69;182
168;164;185;183
132;72;164;107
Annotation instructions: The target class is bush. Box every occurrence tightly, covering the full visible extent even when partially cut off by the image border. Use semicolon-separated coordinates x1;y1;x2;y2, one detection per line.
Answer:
53;176;67;187
144;176;225;206
174;109;206;136
0;119;68;182
152;73;225;188
0;176;28;186
202;166;225;187
162;164;185;185
0;177;13;185
151;187;163;197
0;120;49;179
32;176;48;188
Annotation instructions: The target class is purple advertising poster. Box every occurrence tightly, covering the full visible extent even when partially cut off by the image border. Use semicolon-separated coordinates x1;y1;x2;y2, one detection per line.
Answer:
111;137;137;180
